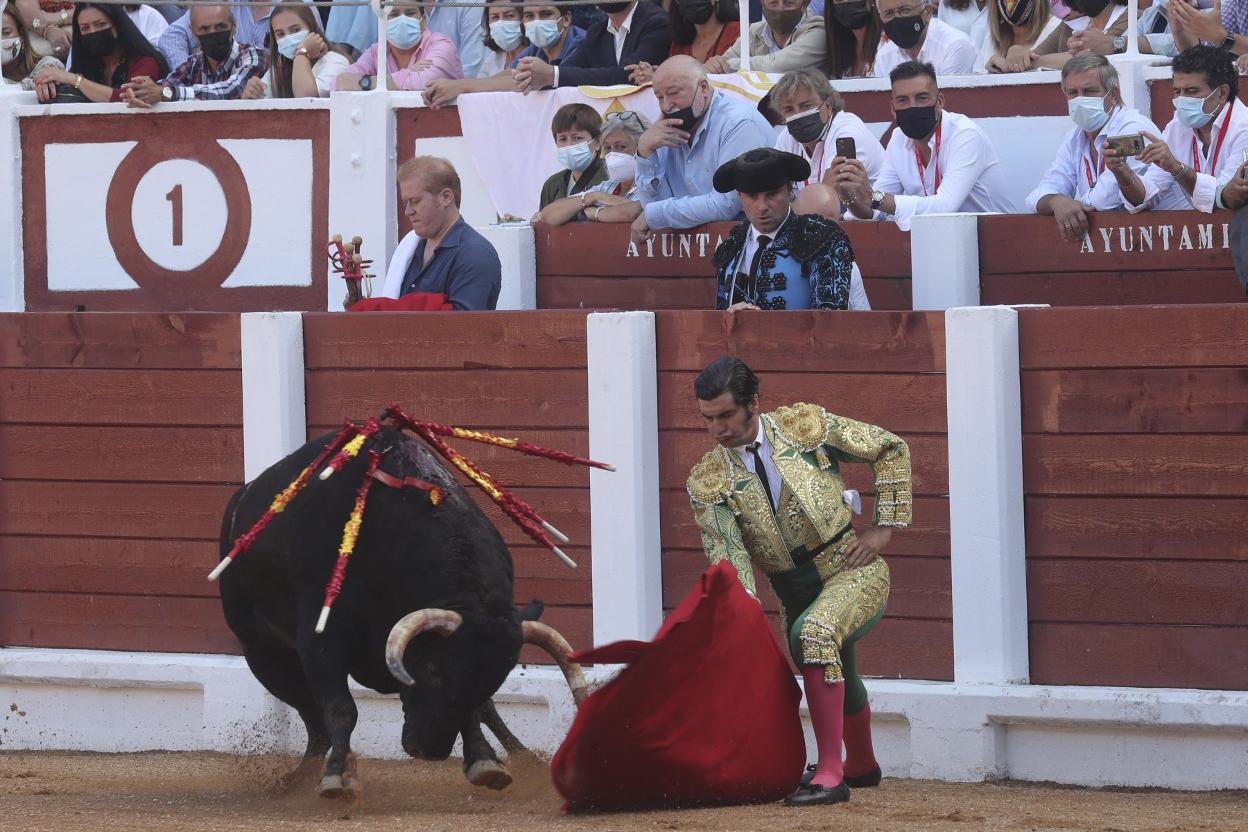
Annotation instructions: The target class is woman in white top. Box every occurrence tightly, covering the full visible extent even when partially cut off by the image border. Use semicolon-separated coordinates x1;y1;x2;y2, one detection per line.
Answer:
476;0;526;78
124;4;167;47
264;2;349;98
938;0;990;56
981;0;1063;73
770;68;885;192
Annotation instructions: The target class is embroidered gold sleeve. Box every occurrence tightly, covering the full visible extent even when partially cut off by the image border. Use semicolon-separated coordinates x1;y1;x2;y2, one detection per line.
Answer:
823;411;912;527
689;498;757;596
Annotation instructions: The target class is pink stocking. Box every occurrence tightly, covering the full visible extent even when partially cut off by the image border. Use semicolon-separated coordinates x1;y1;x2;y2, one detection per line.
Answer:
801;666;845;788
843;702;879;778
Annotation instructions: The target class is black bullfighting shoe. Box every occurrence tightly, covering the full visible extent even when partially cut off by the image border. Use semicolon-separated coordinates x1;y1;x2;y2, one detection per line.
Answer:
844;765;882;788
784;781;851;806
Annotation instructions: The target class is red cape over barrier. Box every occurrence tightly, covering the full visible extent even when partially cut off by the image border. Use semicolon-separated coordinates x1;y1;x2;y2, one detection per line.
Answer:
347;293;454;312
550;560;806;812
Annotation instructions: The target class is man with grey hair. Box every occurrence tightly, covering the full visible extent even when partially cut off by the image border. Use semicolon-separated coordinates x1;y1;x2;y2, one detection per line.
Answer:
1024;52;1185;243
631;55;774;245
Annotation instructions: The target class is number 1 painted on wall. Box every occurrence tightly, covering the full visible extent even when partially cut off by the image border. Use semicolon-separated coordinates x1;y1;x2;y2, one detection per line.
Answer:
165;184;183;247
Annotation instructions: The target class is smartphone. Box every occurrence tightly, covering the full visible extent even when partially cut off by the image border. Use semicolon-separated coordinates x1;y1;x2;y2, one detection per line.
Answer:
835;136;857;160
1105;134;1145;157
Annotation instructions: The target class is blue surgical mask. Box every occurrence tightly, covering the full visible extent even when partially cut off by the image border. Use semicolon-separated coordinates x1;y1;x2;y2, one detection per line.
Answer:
387;15;423;49
489;19;523;51
557;141;595;173
1068;95;1110;133
525;19;562;49
276;29;310;60
1174;89;1220;129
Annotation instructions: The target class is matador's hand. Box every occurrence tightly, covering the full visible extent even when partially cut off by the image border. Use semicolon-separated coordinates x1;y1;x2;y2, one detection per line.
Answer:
844;526;891;569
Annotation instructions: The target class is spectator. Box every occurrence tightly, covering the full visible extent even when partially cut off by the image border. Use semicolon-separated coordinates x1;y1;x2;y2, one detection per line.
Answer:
479;0;526;78
31;4;167;103
710;148;864;310
1025;53;1181;242
12;0;72;59
424;0;489;80
824;0;883;78
122;6;268;105
1031;0;1131;70
628;0;739;84
263;3;348;98
380;156;502;310
770;67;885;194
1172;0;1247;57
514;0;672;90
534;109;648;225
938;0;989;55
336;1;462;92
540;103;610;208
2;5;65;89
1136;45;1248;212
982;0;1062;73
874;0;976;77
706;0;827;74
158;0;297;73
632;55;775;242
834;60;1015;229
126;5;169;48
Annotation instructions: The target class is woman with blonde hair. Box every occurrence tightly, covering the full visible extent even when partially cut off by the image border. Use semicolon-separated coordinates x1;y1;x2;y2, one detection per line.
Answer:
265;3;349;98
2;4;64;89
981;0;1062;73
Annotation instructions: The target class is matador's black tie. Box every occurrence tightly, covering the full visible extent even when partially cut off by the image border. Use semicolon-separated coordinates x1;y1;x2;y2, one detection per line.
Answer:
746;442;775;509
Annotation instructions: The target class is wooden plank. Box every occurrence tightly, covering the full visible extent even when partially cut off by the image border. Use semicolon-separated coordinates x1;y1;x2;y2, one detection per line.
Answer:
301;312;588;370
537;276;714;311
1027;559;1248;627
520;605;590;666
461;487;590;551
1025;496;1248;560
1023;434;1248;497
0;313;241;369
0;537;222;597
1029;622;1248;690
861;278;912;311
1021;369;1248;434
0;425;243;484
0;369;243;426
658;371;947;435
305;369;588;430
1017;306;1248;369
0;481;238;540
654;310;945;373
981;271;1245;307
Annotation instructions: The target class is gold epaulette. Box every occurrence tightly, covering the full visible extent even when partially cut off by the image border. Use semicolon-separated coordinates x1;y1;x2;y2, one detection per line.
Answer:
686;447;733;507
768;403;831;453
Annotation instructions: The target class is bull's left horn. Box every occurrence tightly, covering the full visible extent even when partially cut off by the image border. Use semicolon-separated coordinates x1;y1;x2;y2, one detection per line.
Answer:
522;621;588;707
385;609;463;686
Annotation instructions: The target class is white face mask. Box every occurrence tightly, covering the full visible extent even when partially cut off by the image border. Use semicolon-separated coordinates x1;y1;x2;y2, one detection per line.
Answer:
1068;94;1110;133
605;150;636;182
1;37;21;66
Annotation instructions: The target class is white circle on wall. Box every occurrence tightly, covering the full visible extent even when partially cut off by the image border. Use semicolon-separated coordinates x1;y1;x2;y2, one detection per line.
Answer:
131;159;228;271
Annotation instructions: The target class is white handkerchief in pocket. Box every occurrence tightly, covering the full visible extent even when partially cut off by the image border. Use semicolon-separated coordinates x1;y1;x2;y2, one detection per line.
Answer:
842;489;862;515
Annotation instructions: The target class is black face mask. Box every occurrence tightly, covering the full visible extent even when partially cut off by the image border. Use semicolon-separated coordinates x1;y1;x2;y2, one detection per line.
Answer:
763;8;805;35
599;1;631;13
80;29;117;58
883;14;926;50
785;109;828;144
895;104;938;140
666;102;701;135
198;30;234;63
1069;0;1112;15
677;0;716;24
830;1;875;29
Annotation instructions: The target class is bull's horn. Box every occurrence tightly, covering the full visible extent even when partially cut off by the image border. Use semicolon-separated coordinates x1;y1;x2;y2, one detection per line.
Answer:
522;621;588;707
385;609;463;686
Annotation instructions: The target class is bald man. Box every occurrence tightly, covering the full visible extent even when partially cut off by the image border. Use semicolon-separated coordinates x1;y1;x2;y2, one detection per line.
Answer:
794;185;872;310
631;55;774;246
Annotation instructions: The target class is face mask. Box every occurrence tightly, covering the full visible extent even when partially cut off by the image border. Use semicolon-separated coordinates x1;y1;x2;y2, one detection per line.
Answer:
666;88;707;135
883;14;926;50
386;15;423;49
1068;0;1111;15
830;1;874;29
525;19;562;48
763;8;805;34
997;0;1034;26
605;150;636;181
896;104;938;140
1068;95;1110;132
276;29;310;60
1174;89;1221;129
557;141;596;173
489;19;523;51
80;29;117;57
785;107;829;144
0;37;21;66
599;1;631;13
677;0;716;23
198;30;234;62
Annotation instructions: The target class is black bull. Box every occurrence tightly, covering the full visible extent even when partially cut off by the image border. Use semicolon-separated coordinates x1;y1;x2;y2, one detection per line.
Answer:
217;427;585;797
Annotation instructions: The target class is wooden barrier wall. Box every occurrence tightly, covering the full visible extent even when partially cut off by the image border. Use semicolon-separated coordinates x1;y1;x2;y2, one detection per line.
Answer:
653;311;953;681
1018;305;1248;691
301;311;593;664
534;221;913;311
0;313;243;653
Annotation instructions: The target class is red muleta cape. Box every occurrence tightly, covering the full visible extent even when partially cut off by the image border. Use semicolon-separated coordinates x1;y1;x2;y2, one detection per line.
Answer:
550;560;806;812
347;293;454;312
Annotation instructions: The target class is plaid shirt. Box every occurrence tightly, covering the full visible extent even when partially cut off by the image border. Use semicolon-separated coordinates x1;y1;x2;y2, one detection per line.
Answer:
1225;0;1248;37
162;42;268;101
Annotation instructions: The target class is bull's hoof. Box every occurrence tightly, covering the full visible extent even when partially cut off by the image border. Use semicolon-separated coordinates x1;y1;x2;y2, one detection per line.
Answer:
318;754;359;800
465;759;512;791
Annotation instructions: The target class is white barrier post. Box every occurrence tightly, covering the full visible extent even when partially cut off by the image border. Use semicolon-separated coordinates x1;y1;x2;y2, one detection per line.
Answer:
476;224;537;309
586;311;663;645
0;91;24;311
944;305;1029;685
738;0;751;72
910;213;980;310
241;312;307;482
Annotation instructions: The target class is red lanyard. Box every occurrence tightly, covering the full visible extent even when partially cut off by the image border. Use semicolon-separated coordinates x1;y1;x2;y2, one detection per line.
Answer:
808;141;826;186
1192;99;1234;174
1082;152;1106;189
913;124;942;196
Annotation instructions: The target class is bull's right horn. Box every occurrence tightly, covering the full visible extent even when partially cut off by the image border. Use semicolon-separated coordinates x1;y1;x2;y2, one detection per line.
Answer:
385;609;463;686
522;621;588;707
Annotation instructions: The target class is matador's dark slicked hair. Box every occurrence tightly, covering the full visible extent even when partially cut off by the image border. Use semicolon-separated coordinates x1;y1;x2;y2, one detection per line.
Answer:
694;357;760;406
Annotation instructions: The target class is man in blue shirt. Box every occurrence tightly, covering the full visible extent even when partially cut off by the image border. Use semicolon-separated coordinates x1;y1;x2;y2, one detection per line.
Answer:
632;55;776;245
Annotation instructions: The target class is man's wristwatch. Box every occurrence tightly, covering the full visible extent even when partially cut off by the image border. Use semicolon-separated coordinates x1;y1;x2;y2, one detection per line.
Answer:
869;190;885;210
1223;32;1237;51
358;75;372;91
160;85;175;102
1112;35;1126;54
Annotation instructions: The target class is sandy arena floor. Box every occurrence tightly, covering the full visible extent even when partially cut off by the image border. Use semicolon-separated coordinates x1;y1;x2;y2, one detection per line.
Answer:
1;752;1244;832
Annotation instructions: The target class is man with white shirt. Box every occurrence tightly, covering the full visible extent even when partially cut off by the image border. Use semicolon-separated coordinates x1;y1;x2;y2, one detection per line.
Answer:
873;0;976;77
1133;45;1248;213
834;61;1015;230
1026;53;1184;242
514;0;671;90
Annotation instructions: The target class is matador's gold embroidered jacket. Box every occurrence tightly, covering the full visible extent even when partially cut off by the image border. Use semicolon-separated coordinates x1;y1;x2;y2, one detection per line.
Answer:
686;403;912;595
